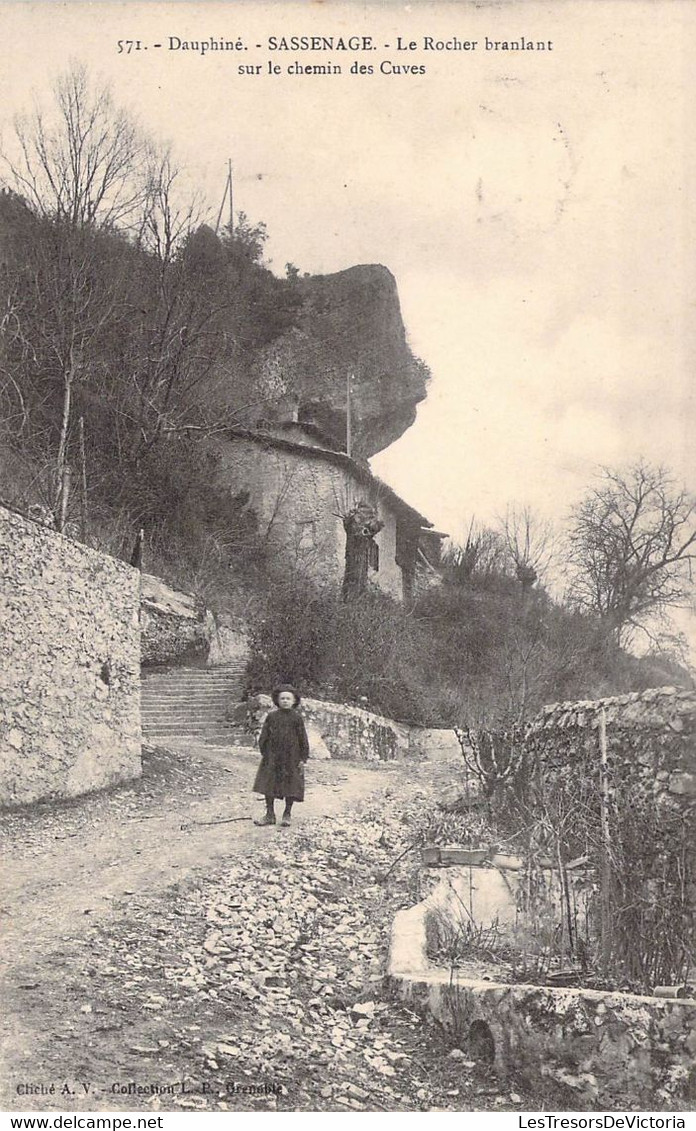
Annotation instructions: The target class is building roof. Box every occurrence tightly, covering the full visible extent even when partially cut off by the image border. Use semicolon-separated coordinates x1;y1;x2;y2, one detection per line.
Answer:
420;528;448;540
225;425;438;530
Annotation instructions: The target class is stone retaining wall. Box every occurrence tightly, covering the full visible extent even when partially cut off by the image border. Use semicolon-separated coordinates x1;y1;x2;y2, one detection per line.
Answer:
388;867;696;1109
0;506;141;807
390;970;696;1109
385;687;696;1109
249;694;409;760
526;685;696;956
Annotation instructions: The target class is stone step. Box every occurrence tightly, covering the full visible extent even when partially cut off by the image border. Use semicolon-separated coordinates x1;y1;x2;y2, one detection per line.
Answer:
141;698;242;708
146;735;257;750
140;687;242;696
144;664;246;670
141;693;238;704
141;683;239;691
143;719;246;729
141;686;243;696
143;663;246;670
140;728;241;737
143;714;243;723
140;678;239;687
146;723;253;732
144;733;256;746
142;693;243;705
140;674;245;683
142;667;246;674
140;662;252;746
142;674;244;681
142;684;239;690
141;677;246;688
146;739;254;749
145;680;245;688
143;666;247;673
142;694;241;702
141;696;239;705
142;710;237;721
141;719;242;728
142;711;237;720
142;718;241;729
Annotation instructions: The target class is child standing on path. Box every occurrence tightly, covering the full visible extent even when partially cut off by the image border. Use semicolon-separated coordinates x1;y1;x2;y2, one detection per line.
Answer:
253;684;309;827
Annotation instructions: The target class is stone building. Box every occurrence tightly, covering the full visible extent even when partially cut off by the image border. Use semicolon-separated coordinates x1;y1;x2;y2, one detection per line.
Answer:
212;420;444;601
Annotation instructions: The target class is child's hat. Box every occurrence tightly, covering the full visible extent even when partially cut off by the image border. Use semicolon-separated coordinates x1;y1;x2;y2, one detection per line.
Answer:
272;683;301;707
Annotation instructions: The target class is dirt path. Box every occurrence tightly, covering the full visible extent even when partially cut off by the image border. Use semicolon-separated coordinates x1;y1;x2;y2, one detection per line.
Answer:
3;745;451;1112
0;745;397;967
1;746;544;1114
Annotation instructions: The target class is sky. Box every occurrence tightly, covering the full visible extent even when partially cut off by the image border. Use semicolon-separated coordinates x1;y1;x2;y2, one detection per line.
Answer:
1;0;694;646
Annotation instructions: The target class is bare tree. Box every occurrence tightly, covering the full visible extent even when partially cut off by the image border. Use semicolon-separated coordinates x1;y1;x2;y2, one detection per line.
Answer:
501;504;556;589
567;461;696;643
0;70;229;505
114;229;241;464
0;63;157;526
4;62;151;229
137;150;207;265
442;518;507;585
6;218;131;527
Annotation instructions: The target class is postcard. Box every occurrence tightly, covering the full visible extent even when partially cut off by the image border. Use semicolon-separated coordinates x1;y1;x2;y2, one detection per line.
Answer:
1;0;694;1120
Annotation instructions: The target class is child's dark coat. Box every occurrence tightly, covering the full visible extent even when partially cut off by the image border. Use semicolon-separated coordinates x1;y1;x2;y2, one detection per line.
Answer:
253;707;309;801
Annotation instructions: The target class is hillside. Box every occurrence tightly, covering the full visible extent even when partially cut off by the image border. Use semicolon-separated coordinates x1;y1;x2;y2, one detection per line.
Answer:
0;197;428;467
1;190;691;733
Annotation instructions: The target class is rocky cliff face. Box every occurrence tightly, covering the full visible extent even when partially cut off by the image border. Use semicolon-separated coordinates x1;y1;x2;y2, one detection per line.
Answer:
250;264;429;458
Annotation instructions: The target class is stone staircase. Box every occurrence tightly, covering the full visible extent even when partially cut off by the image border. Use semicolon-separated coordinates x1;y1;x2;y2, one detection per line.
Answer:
140;664;256;748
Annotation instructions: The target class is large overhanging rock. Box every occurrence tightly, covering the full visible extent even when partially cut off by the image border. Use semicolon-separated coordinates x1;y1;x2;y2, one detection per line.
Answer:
251;264;429;458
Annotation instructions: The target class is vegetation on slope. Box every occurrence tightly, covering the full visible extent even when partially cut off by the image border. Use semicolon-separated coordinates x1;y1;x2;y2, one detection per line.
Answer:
246;550;692;729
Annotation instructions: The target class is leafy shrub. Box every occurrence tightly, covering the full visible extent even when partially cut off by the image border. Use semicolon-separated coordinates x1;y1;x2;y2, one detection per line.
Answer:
247;577;464;724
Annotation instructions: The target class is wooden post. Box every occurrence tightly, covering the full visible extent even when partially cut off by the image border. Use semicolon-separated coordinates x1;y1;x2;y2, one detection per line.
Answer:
130;528;144;571
598;706;613;970
78;415;88;541
228;159;234;233
215;161;231;235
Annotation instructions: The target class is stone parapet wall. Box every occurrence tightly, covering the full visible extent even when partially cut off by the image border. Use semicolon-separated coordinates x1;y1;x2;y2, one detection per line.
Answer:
249;693;409;761
527;685;696;813
0;506;141;807
247;693;458;762
524;685;696;986
531;685;696;733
